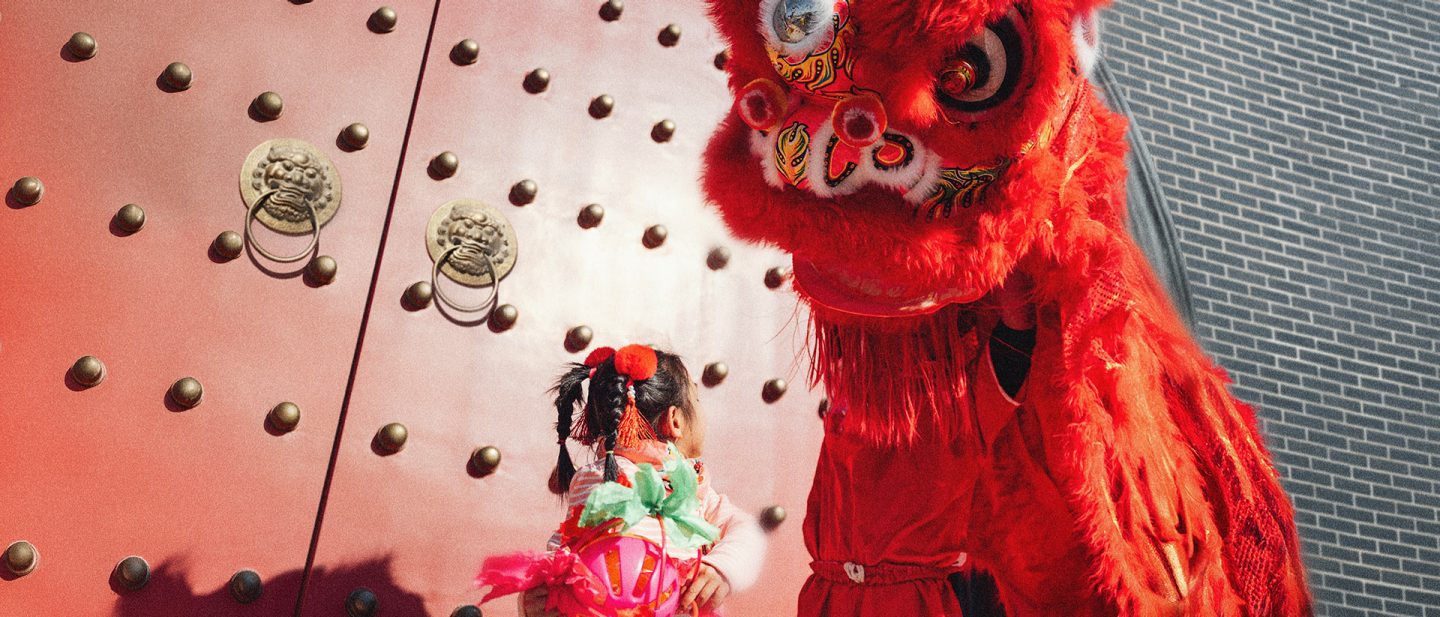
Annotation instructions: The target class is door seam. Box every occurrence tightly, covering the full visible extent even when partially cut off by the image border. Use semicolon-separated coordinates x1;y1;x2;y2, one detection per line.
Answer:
292;1;445;614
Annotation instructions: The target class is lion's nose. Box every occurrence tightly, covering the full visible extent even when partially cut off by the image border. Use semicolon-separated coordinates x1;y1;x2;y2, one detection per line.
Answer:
737;78;789;131
831;93;886;148
736;78;891;190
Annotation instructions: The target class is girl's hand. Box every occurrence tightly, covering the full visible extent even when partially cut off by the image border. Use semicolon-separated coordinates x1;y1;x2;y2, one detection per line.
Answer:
519;586;560;617
681;564;732;610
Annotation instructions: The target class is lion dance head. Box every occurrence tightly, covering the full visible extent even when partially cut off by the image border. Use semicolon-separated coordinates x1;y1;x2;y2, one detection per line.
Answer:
704;0;1124;442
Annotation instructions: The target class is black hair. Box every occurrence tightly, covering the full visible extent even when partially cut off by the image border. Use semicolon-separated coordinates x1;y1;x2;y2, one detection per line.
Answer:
549;363;592;493
549;349;694;492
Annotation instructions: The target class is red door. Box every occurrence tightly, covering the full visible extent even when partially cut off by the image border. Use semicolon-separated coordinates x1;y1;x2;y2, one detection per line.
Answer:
297;1;821;615
0;1;433;613
1;2;820;615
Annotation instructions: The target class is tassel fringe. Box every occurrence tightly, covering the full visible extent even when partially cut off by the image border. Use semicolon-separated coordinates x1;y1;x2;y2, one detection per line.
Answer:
809;306;981;445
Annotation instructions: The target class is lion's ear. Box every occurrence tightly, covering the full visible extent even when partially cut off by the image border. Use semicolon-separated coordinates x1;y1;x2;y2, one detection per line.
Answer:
1071;10;1102;78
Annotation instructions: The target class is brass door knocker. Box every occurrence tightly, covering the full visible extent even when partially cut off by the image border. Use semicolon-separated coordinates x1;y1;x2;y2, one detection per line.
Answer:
426;199;518;314
238;138;341;263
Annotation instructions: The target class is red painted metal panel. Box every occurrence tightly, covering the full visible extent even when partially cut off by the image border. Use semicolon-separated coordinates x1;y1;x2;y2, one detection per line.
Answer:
0;1;433;614
300;2;822;616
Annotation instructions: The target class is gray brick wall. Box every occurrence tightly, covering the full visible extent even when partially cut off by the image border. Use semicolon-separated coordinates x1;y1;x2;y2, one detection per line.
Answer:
1100;1;1440;615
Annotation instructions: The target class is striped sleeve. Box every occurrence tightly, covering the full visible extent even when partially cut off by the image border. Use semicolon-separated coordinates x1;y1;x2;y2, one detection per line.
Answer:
564;464;607;511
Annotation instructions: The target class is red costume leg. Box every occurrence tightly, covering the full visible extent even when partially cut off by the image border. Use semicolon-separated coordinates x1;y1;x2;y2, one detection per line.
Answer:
798;433;974;616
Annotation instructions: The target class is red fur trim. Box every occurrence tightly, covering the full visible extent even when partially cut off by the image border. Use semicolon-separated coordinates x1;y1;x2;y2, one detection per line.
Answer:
812;306;980;444
1022;236;1311;615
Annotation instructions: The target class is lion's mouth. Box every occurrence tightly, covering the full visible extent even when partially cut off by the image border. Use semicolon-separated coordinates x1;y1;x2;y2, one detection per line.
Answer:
792;256;981;317
265;188;312;222
705;118;1007;318
751;122;1013;221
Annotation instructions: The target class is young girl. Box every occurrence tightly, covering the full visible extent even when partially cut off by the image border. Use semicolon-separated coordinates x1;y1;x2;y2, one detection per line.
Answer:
476;344;765;617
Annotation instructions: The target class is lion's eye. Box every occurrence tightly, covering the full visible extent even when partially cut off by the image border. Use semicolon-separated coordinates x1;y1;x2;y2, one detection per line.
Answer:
771;0;824;43
764;0;834;55
936;14;1024;114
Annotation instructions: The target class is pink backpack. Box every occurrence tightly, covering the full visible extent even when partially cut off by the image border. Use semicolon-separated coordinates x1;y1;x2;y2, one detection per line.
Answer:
572;531;686;616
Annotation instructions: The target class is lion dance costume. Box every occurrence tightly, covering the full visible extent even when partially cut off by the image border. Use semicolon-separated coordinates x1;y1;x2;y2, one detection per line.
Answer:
701;0;1311;614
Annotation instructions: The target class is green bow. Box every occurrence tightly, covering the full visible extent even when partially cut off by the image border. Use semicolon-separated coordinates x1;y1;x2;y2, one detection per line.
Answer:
578;457;720;552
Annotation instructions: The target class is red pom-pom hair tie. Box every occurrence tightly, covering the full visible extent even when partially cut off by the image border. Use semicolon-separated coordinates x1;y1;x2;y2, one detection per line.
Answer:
584;346;616;378
584;346;616;367
612;344;658;382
